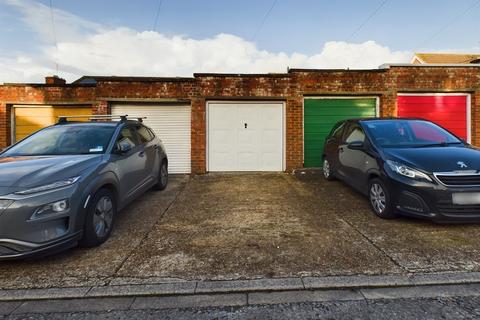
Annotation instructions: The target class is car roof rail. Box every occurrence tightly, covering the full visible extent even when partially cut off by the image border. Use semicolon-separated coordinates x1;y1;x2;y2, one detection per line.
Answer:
56;115;147;124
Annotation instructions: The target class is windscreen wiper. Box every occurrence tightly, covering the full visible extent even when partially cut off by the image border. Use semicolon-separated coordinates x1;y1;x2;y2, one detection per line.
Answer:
415;142;462;148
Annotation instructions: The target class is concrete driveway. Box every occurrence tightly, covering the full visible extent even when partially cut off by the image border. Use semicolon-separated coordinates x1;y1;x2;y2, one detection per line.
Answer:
1;172;480;289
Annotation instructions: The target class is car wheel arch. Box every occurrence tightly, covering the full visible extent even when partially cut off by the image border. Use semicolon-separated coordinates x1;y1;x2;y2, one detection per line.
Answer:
162;157;168;168
365;172;383;195
73;174;120;231
77;183;119;231
94;183;119;206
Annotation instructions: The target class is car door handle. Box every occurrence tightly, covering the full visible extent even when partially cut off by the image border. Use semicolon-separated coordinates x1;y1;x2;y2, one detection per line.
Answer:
139;151;145;157
153;145;159;149
339;147;344;153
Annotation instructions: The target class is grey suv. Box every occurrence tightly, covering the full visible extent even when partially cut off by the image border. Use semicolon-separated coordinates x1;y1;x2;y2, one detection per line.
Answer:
0;115;168;260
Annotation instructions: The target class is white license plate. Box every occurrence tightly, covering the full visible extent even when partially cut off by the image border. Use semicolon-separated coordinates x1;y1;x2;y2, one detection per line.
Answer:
452;193;480;205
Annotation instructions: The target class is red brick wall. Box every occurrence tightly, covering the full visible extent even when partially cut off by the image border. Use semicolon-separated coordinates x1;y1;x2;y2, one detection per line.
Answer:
96;80;196;99
93;100;109;115
0;84;96;103
0;102;7;148
473;92;479;146
1;67;479;174
0;84;96;148
191;98;206;174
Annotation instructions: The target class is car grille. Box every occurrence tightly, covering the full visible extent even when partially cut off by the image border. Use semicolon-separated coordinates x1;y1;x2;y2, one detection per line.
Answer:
434;173;480;186
437;204;480;215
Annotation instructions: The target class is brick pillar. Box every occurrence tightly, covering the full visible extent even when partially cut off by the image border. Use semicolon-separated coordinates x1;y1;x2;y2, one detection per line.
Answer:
0;103;7;149
93;100;108;115
473;91;479;146
191;98;206;174
286;96;303;171
380;91;397;117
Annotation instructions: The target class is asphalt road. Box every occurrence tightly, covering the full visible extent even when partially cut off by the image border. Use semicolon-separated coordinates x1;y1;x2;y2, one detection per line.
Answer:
3;296;480;320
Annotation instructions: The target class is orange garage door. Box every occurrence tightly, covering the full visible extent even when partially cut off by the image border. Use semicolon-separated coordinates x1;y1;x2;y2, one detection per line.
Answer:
13;105;92;142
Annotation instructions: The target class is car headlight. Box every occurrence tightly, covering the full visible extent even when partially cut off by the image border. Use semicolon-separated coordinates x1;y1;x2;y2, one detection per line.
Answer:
386;160;432;182
15;177;80;195
32;199;69;219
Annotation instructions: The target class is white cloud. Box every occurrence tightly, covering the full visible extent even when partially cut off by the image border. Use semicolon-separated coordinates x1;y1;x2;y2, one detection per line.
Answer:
0;0;412;83
4;0;102;42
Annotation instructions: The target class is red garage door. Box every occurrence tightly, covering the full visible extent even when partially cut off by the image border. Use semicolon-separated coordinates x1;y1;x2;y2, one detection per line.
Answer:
397;94;470;142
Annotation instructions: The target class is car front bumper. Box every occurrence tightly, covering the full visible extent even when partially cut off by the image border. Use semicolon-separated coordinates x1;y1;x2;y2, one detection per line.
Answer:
0;185;87;260
386;173;480;222
0;231;82;260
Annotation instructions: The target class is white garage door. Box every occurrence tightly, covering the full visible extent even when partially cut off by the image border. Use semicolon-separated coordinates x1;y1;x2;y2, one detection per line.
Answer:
111;103;191;174
208;102;284;171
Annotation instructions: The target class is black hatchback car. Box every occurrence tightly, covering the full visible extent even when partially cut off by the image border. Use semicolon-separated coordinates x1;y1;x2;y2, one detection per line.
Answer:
322;118;480;222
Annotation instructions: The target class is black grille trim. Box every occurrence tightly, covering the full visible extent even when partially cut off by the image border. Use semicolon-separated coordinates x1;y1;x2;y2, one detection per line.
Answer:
434;172;480;187
437;204;480;215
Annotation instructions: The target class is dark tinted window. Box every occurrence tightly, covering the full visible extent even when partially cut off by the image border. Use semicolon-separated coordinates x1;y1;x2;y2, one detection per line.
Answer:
116;127;138;150
344;124;365;143
136;125;154;143
3;125;115;156
410;122;447;142
147;128;156;138
363;120;461;147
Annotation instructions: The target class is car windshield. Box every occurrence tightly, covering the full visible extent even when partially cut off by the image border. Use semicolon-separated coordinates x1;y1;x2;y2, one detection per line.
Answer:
2;125;116;156
363;120;462;148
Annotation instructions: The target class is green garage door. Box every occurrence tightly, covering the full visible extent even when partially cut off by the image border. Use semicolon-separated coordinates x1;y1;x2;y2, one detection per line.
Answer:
304;98;377;167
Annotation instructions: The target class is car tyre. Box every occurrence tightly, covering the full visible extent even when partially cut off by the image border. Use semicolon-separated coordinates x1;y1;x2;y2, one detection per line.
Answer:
80;188;116;248
323;158;335;181
368;178;397;219
154;160;168;191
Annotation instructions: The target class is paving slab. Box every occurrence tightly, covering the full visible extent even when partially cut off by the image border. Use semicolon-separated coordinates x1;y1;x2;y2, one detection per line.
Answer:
87;282;196;297
195;277;304;293
108;277;188;286
303;274;413;289
0;286;89;301
360;284;480;300
131;293;247;310
411;272;480;285
248;289;363;305
12;297;134;314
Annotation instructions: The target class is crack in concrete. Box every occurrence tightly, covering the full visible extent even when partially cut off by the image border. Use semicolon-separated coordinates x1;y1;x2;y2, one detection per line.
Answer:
338;218;408;273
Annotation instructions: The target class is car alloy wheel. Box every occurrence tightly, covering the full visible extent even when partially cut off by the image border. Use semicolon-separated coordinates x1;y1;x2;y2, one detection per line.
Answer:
323;158;335;181
154;160;168;191
160;163;168;187
93;196;114;238
370;183;386;214
368;178;397;219
323;159;330;178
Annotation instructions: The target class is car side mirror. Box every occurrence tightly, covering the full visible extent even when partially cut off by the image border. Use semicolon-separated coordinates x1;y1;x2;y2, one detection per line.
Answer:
347;141;364;150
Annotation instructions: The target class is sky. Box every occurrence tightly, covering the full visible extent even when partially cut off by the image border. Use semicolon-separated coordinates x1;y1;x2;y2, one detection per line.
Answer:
0;0;479;83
